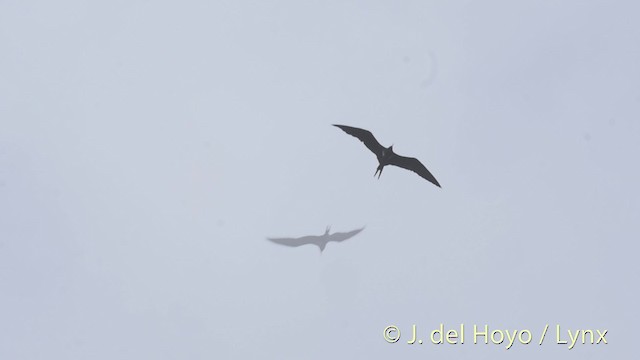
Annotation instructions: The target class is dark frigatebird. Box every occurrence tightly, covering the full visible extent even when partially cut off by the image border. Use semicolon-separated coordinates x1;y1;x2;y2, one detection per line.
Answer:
267;226;364;253
333;124;441;187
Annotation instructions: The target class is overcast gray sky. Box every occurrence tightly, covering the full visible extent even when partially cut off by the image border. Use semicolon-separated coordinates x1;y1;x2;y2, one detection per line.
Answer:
1;1;639;359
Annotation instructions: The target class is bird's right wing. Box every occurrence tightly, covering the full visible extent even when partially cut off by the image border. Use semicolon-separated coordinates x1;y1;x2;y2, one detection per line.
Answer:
328;227;364;243
390;155;441;187
333;125;385;157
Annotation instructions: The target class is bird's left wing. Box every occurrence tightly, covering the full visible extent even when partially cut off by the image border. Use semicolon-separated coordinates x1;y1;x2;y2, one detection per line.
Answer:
333;125;385;157
267;237;309;247
390;155;441;187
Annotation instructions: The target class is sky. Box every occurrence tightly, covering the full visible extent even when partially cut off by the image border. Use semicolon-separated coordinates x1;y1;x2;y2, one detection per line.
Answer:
1;1;639;359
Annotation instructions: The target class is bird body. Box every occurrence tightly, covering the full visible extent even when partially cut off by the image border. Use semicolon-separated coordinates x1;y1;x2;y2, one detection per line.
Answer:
333;124;441;187
267;226;364;253
374;145;401;177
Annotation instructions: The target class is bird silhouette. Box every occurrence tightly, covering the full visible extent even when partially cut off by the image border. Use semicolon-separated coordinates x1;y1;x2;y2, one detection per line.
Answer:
333;124;441;187
267;226;364;253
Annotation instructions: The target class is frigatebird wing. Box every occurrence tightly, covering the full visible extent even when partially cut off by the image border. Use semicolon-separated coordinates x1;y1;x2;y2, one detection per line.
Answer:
267;235;321;248
390;155;441;187
327;227;364;243
333;125;385;157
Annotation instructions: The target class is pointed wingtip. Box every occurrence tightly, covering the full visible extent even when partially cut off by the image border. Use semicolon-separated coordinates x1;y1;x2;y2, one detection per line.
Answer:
429;177;442;188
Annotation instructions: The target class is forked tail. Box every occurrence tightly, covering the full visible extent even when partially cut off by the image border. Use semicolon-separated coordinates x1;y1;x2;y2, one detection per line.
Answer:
374;165;384;179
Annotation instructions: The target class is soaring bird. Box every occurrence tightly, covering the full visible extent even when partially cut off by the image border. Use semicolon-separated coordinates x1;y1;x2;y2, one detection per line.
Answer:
267;226;364;253
333;124;441;187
